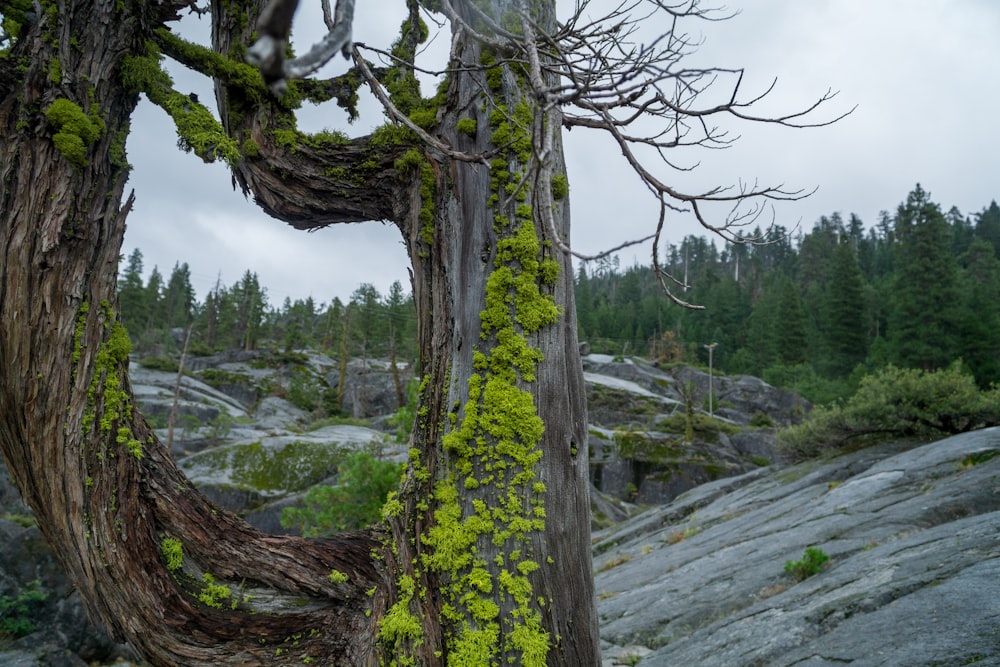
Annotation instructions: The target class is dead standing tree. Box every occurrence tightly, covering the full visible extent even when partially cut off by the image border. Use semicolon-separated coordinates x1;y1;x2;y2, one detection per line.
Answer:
0;0;840;664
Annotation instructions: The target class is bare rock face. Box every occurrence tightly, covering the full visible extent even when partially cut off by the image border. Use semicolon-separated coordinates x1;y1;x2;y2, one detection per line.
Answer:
583;355;811;506
594;428;1000;666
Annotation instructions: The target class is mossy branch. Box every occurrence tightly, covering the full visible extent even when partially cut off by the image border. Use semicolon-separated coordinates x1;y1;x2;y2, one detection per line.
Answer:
120;42;242;166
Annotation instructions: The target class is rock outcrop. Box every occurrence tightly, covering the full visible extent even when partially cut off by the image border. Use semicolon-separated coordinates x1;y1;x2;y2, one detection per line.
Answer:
584;355;810;507
595;428;1000;666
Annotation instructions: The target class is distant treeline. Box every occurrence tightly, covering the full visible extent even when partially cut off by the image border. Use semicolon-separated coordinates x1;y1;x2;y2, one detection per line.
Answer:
117;252;418;365
118;184;1000;405
575;185;1000;402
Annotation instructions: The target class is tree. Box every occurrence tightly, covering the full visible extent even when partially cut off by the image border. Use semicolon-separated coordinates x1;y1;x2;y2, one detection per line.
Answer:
888;185;961;370
0;0;838;664
118;249;149;333
821;240;868;376
163;261;197;329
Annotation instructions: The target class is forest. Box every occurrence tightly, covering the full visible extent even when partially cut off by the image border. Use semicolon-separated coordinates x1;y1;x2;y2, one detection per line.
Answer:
122;185;1000;407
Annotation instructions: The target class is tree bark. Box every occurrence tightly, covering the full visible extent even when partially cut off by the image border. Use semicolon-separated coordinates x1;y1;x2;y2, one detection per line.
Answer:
0;0;599;664
0;2;384;665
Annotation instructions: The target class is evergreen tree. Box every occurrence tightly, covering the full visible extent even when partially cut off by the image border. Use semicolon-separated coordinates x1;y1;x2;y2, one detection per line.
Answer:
118;249;147;333
974;200;1000;256
349;283;385;360
957;238;1000;386
821;240;869;376
162;262;196;329
232;270;267;351
144;266;165;331
887;185;961;369
774;275;809;366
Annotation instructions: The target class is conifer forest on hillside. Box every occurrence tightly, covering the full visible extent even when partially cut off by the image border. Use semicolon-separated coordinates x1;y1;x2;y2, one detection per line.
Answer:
121;186;1000;405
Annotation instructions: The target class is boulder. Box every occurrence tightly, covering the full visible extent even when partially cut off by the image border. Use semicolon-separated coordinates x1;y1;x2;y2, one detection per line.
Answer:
326;359;411;419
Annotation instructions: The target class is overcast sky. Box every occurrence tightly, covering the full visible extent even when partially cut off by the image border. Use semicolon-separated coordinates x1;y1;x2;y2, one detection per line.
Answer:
122;0;1000;305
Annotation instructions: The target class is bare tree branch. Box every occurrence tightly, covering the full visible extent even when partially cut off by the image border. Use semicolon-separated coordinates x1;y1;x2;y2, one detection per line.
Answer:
246;0;355;94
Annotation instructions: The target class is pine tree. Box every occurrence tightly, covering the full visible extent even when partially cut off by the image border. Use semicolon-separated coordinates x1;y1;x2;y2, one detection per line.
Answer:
957;239;1000;386
775;275;809;366
162;262;196;329
822;240;869;376
118;249;148;333
974;200;1000;256
887;185;961;369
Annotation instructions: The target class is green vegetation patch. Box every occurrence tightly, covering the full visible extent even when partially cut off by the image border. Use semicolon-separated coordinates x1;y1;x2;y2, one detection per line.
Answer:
0;580;47;639
281;450;404;534
181;440;353;494
778;363;1000;460
784;546;829;581
44;98;105;168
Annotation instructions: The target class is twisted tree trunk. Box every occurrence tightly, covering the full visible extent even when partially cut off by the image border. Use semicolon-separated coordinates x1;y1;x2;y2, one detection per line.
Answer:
0;0;599;663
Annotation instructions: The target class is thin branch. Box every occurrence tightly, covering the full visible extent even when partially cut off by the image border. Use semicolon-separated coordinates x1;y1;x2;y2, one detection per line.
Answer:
349;44;493;165
246;0;355;94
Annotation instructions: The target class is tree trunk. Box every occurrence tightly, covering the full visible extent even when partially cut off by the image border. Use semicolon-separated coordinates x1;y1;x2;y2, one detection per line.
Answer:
375;3;599;663
0;3;384;665
0;0;599;664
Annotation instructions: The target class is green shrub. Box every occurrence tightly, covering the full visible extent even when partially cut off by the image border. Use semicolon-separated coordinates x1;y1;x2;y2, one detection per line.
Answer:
0;580;47;639
778;363;1000;460
281;449;404;535
750;411;776;428
763;363;854;405
288;369;323;413
784;546;829;581
138;355;179;372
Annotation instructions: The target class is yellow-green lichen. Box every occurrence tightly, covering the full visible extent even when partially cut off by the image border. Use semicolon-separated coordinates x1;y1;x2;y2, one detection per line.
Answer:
550;173;568;200
394;148;436;248
410;91;556;666
377;574;423;658
160;536;184;571
328;569;349;584
197;573;232;608
44;98;105;168
120;43;242;166
78;302;143;459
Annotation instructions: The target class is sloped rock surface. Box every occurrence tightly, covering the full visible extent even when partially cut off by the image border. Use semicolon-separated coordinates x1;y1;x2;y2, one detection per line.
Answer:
595;428;1000;666
584;356;802;506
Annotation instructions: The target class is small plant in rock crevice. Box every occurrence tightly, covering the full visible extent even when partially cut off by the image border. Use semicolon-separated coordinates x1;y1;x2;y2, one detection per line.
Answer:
784;546;829;581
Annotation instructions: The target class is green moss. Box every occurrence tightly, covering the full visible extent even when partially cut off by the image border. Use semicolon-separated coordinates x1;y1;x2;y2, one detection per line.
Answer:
550;173;568;200
71;301;89;370
47;57;61;84
109;125;131;170
120;46;241;166
184;440;349;493
480;48;503;92
405;93;556;666
377;574;423;657
456;117;477;137
160;537;184;571
241;137;260;157
328;569;349;584
197;572;232;608
44;99;105;168
393;148;436;247
370;123;416;147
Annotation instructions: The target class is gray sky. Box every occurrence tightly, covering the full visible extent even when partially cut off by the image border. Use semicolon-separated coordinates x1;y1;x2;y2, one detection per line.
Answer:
123;0;1000;305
